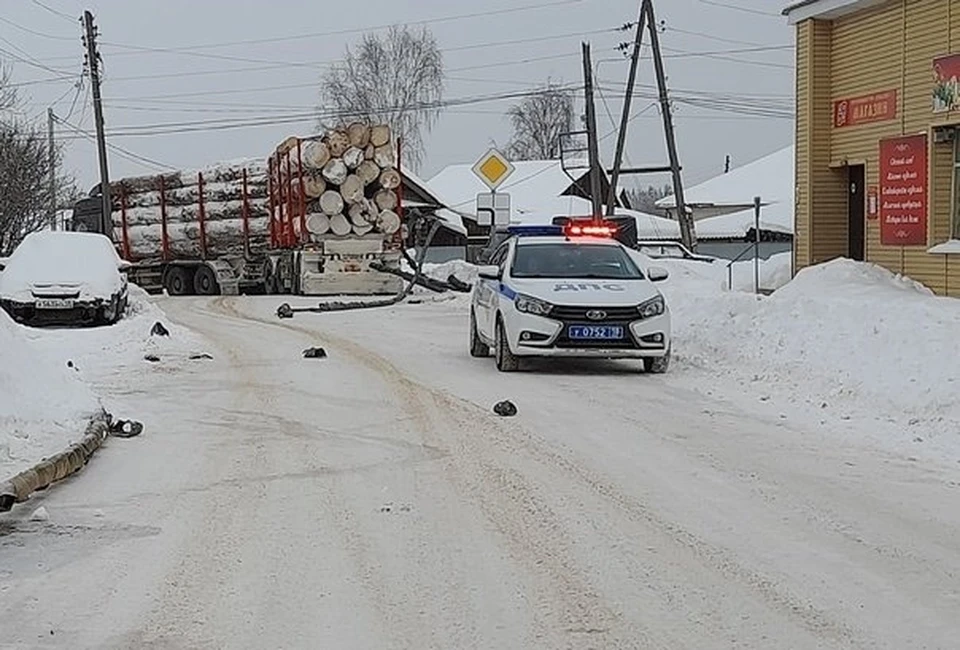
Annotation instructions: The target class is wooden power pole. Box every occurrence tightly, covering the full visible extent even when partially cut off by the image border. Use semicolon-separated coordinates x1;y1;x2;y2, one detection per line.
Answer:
83;10;111;237
47;108;56;231
643;0;696;250
581;42;604;222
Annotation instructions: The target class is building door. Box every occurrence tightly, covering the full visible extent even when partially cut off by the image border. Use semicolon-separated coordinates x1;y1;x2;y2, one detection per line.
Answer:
848;165;865;261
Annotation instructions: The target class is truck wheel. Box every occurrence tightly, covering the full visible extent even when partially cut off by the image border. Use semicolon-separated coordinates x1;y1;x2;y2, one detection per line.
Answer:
643;347;671;374
165;267;191;296
193;265;220;295
495;317;520;372
469;309;490;358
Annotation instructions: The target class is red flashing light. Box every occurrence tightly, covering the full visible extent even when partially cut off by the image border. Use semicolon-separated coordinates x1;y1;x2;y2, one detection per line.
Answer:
563;220;617;238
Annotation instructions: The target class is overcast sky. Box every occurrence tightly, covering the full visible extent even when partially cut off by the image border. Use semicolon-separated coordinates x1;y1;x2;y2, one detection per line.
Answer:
3;0;794;195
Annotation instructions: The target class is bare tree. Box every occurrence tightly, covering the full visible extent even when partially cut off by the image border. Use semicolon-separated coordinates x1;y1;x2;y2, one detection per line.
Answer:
0;65;74;255
625;184;673;216
505;80;574;161
319;25;444;170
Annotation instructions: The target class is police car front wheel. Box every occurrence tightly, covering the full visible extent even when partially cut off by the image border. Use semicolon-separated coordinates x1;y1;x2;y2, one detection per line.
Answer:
495;318;520;372
643;347;671;374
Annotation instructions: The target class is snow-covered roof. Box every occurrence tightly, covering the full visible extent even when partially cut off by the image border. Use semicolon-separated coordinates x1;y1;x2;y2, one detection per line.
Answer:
657;145;794;212
428;160;589;215
695;204;794;240
401;166;467;235
783;0;890;24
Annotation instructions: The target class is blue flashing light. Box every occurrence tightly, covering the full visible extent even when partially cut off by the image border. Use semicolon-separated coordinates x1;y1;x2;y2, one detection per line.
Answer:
506;225;564;237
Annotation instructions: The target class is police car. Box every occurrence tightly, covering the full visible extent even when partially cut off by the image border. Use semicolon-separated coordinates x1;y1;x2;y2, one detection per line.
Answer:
469;221;672;373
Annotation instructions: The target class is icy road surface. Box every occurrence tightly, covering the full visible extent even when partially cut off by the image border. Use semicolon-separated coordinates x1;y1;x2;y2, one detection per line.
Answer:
1;294;959;649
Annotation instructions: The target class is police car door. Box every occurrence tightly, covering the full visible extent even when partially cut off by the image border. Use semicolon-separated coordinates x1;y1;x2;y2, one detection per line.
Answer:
479;242;510;337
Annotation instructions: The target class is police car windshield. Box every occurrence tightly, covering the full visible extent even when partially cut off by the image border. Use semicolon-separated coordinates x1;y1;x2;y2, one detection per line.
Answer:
511;243;645;279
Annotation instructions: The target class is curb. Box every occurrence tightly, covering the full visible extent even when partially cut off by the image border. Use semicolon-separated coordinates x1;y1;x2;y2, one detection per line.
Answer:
0;413;112;513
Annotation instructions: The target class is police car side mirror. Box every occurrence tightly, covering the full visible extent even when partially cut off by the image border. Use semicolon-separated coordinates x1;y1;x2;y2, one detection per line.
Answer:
477;265;501;281
648;266;669;282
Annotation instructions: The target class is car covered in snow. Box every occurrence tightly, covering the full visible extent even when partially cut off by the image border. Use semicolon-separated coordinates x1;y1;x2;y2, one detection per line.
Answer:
0;231;129;326
469;222;672;373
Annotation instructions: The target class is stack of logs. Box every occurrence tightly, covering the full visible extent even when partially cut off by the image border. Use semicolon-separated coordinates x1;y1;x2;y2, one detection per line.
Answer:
110;161;270;260
273;123;402;240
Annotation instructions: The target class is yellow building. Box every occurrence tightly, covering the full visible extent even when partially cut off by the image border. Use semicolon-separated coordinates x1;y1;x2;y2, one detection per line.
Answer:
786;0;960;295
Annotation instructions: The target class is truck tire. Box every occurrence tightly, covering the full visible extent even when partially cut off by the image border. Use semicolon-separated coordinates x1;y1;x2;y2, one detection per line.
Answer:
165;267;192;296
193;265;220;296
643;347;671;374
495;316;520;372
469;309;490;358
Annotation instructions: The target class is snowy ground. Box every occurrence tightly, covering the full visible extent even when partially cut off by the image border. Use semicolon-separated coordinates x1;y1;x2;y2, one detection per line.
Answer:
0;286;207;478
1;258;959;648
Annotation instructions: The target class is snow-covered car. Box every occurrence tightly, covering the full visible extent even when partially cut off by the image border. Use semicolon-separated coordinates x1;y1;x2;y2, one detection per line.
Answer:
469;222;672;373
636;240;716;263
0;231;129;326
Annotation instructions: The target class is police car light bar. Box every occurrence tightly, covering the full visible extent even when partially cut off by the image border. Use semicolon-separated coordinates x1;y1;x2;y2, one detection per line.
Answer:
563;219;617;238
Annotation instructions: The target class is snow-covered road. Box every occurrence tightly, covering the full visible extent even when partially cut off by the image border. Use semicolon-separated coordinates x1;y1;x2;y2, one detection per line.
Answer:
2;294;959;649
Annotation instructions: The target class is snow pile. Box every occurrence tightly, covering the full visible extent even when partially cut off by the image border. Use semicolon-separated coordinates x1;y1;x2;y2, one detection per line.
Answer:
0;310;100;478
1;285;206;479
661;257;960;450
420;259;479;285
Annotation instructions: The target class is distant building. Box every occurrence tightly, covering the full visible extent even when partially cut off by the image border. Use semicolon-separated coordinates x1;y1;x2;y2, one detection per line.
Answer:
785;0;960;296
656;145;794;260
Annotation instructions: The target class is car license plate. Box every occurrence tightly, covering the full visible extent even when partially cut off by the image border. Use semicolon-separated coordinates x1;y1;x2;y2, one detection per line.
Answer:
567;324;624;340
36;298;74;310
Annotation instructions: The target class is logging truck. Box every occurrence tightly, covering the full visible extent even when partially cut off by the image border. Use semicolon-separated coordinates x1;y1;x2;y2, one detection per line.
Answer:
68;123;405;296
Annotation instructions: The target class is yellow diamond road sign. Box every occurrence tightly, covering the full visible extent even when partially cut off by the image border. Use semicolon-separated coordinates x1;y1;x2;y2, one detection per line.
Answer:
472;148;515;190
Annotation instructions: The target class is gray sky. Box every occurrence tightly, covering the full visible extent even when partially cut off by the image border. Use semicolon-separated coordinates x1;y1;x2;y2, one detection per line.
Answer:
3;0;794;194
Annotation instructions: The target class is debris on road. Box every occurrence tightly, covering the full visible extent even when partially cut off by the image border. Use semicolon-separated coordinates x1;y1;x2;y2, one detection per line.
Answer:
29;506;49;522
303;347;328;359
189;353;214;360
144;354;161;363
109;419;144;438
493;400;518;417
150;321;170;337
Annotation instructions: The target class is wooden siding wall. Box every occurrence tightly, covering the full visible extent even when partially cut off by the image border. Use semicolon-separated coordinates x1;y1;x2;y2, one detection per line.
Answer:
797;0;960;295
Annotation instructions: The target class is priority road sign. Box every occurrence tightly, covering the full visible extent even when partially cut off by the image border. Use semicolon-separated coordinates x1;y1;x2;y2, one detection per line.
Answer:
471;148;515;191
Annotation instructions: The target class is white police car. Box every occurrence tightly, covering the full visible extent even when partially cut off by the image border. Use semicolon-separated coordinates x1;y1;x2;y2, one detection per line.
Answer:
469;222;672;373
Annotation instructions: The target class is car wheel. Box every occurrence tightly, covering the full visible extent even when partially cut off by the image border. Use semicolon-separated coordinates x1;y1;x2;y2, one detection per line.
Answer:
495;316;520;372
97;298;118;326
193;265;220;296
165;267;192;296
469;309;490;358
643;347;671;374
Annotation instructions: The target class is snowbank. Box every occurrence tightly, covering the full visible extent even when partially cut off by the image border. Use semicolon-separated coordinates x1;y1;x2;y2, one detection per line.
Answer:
0;311;100;478
661;257;960;454
1;285;204;479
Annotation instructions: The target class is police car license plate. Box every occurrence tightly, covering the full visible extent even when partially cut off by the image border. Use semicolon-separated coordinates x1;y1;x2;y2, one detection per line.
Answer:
36;298;74;309
567;324;624;340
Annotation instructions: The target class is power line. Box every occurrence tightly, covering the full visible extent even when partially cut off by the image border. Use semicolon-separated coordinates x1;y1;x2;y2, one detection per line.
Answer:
696;0;781;17
664;25;788;48
54;114;178;171
0;15;76;41
30;0;79;23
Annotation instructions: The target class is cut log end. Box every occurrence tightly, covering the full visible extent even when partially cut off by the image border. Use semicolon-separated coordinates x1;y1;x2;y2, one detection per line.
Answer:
379;168;402;190
370;124;391;148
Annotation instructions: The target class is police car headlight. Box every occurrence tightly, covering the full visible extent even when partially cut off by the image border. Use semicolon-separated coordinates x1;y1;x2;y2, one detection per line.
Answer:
637;295;665;319
515;293;553;316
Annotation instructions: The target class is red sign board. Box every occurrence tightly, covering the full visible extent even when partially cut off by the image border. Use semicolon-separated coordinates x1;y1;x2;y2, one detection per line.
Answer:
933;54;960;113
833;90;898;128
879;134;927;246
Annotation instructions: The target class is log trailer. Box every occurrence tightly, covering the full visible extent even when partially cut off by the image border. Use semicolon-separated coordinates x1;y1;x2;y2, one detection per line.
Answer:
68;123;405;297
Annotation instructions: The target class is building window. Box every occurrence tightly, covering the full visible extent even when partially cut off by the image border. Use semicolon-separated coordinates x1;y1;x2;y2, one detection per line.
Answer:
954;136;960;239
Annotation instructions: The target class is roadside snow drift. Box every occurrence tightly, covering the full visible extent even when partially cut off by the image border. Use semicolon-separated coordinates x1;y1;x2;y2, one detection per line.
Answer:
0;310;100;478
661;257;960;452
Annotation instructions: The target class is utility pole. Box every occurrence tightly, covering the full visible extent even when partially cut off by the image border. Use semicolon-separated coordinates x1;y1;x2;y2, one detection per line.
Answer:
724;154;731;174
644;0;696;250
47;108;57;231
581;42;603;222
605;5;647;216
83;10;111;237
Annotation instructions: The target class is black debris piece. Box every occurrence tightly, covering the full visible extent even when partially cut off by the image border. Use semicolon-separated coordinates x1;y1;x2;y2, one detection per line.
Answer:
277;303;294;319
150;322;170;337
189;353;214;360
144;354;161;363
110;419;144;438
493;400;518;417
303;347;328;359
